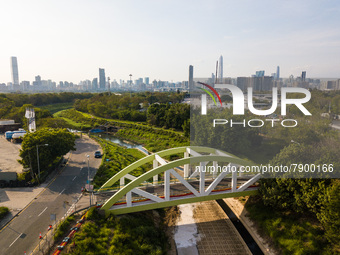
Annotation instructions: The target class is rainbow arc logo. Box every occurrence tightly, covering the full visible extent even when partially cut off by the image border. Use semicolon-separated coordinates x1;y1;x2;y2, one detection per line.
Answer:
197;82;222;107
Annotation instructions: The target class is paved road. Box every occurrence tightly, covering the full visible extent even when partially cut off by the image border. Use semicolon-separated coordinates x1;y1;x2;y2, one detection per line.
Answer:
0;136;101;255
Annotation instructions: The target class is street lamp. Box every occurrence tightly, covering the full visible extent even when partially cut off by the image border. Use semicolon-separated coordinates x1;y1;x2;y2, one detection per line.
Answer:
87;155;91;206
37;144;49;179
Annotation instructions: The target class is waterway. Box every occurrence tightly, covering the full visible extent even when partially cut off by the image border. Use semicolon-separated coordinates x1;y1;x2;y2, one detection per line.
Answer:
92;133;149;155
216;199;264;255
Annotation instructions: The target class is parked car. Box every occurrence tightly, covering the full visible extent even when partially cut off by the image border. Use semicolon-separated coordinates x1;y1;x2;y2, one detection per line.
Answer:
57;245;64;250
94;151;102;158
63;237;70;244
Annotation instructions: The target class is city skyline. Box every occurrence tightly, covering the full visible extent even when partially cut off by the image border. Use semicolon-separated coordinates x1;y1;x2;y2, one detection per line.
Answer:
1;1;340;83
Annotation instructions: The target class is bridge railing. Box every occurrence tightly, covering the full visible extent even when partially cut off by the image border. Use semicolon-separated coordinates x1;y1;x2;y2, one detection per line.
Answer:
98;184;259;207
95;172;256;193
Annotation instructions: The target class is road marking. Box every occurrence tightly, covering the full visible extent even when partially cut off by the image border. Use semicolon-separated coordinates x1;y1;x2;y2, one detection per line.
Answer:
0;151;73;234
72;176;77;181
59;189;65;195
9;233;22;247
38;207;48;217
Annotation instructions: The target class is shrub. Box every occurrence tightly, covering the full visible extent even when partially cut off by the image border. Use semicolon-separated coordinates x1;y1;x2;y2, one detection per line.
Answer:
0;207;9;220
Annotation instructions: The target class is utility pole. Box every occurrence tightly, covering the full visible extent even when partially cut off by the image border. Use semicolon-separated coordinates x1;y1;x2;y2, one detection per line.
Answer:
87;155;91;206
36;144;48;179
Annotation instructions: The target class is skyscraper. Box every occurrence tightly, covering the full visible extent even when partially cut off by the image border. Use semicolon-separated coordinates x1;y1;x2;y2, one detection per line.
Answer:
99;68;106;89
188;65;194;90
144;77;149;85
276;66;280;80
218;55;223;83
255;70;265;77
11;57;19;85
301;71;306;82
92;78;98;90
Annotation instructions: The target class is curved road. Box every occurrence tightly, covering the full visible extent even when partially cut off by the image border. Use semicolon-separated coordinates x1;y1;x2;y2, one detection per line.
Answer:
0;136;101;255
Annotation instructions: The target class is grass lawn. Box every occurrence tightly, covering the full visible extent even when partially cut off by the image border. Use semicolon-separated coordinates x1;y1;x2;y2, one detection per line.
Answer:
40;102;74;114
92;137;151;189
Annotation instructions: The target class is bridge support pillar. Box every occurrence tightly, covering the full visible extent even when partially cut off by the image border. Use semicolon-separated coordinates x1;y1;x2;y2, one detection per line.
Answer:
232;168;237;192
120;177;124;188
126;192;132;207
184;152;189;179
213;161;218;179
199;162;206;195
164;170;170;201
153;160;158;185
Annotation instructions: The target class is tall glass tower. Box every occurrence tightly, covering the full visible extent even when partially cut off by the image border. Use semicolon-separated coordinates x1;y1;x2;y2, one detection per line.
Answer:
276;66;280;80
218;55;223;83
99;68;106;89
188;65;194;90
11;57;19;85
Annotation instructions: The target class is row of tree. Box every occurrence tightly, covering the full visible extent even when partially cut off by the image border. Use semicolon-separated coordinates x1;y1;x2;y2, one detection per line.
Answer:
2;92;93;107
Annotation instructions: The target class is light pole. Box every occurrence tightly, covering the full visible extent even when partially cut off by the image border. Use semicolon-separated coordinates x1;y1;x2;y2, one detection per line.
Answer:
87;155;91;206
37;144;49;179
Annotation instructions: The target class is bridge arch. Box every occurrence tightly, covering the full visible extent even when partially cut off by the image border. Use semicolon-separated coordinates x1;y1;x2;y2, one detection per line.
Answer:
98;146;260;215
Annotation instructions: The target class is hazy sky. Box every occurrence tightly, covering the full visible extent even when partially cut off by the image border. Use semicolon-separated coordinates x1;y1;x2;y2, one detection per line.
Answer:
1;0;339;83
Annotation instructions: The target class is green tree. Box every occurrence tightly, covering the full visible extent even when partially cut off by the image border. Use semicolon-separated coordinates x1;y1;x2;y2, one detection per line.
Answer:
19;128;76;180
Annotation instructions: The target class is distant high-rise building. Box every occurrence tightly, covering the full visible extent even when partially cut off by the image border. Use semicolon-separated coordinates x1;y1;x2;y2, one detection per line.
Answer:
92;78;98;90
144;77;149;85
301;71;306;82
33;75;42;86
11;57;19;85
218;55;223;83
276;66;280;80
255;71;265;77
211;73;215;84
188;65;194;90
99;68;106;89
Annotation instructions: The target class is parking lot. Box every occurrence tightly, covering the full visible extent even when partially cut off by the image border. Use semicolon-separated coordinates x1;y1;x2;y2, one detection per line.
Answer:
0;135;22;173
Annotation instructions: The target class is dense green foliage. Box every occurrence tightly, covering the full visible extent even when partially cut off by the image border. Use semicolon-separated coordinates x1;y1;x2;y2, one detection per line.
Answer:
67;208;168;255
74;92;186;124
304;89;340;115
147;103;190;130
258;138;340;253
19;128;76;181
92;137;150;188
54;215;75;241
190;107;262;155
0;207;9;221
0;100;52;128
57;109;189;152
230;90;340;254
258;134;340;253
245;196;330;255
1;92;92;107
